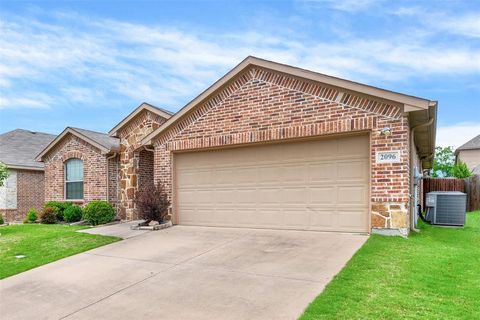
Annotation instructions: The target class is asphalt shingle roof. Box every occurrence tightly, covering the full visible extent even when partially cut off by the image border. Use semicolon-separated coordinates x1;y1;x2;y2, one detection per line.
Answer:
456;134;480;152
0;129;56;169
70;127;120;151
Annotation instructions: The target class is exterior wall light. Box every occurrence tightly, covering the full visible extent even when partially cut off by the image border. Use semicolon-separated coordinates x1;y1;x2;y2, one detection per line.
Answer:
379;127;392;136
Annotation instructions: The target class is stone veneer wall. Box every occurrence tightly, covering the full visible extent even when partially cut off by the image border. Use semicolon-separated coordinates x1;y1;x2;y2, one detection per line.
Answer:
152;66;412;232
117;110;168;220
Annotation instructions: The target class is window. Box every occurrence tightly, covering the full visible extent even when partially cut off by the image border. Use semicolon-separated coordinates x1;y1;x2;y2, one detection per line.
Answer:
65;158;83;199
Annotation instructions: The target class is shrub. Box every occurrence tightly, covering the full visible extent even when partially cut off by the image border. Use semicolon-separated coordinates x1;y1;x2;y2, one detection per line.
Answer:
134;182;170;223
40;207;57;224
64;205;83;223
0;214;4;225
24;209;38;224
44;201;73;221
83;200;115;226
452;161;473;178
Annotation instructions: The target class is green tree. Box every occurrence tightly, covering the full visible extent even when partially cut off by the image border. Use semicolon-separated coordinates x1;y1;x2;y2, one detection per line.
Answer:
451;160;473;178
432;146;455;177
0;162;9;187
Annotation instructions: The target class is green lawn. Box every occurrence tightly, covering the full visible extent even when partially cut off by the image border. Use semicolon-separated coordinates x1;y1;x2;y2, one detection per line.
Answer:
0;224;120;279
301;211;480;320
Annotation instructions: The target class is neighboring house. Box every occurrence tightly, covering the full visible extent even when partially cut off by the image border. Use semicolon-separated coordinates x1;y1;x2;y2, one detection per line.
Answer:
38;57;437;236
455;134;480;174
0;129;56;221
36;103;172;217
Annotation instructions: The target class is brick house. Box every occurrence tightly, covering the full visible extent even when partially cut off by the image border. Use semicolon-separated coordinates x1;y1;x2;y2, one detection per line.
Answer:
36;103;171;218
0;129;56;221
38;57;437;236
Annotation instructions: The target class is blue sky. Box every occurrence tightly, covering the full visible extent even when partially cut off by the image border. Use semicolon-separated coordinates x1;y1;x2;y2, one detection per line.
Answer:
1;0;479;147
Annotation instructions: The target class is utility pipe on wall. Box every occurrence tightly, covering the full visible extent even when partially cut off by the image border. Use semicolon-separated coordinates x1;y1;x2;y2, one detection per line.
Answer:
409;112;435;232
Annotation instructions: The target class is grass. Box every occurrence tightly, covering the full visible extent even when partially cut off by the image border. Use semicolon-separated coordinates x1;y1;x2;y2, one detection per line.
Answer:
0;224;120;279
301;211;480;320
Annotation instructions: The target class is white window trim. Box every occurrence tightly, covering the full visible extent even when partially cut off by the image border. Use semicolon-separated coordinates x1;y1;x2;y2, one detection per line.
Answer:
64;159;84;200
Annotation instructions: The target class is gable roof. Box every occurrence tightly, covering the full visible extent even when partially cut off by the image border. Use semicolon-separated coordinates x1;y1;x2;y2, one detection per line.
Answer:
456;134;480;154
0;129;56;170
109;102;172;137
142;56;437;146
36;127;120;161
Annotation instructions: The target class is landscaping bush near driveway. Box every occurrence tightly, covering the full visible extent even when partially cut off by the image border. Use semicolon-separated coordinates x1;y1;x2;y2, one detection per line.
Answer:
44;201;73;221
39;207;57;224
300;211;480;320
64;204;83;223
0;224;120;279
82;200;115;226
134;182;170;223
23;209;38;224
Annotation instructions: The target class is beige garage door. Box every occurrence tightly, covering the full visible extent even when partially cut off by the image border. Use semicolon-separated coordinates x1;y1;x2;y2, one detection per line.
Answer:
175;135;369;232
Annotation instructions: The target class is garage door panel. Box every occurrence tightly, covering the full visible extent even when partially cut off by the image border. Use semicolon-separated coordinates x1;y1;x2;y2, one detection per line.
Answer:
337;135;369;156
281;164;307;182
308;163;336;182
308;139;338;158
236;189;257;203
337;210;369;229
337;186;368;204
337;161;368;181
281;187;308;204
257;188;282;204
257;165;282;183
309;209;335;229
309;187;336;204
176;135;369;232
234;167;258;183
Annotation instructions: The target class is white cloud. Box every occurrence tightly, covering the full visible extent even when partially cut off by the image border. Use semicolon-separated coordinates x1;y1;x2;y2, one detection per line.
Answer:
393;7;480;38
301;0;382;12
436;123;480;149
0;92;53;109
0;10;479;112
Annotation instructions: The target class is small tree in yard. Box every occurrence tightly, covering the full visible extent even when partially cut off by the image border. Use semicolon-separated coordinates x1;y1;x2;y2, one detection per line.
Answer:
432;146;455;177
135;182;170;223
0;162;9;187
452;160;473;178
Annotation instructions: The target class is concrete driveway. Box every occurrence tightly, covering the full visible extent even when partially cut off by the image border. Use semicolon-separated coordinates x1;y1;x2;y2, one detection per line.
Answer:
0;226;368;320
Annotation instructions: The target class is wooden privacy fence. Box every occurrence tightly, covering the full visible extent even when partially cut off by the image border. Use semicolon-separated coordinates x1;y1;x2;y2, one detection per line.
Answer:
422;175;480;212
464;175;480;212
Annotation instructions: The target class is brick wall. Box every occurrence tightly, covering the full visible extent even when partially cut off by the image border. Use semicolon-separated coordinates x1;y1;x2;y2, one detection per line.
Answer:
0;169;45;222
138;149;154;190
108;155;119;210
152;66;412;232
17;170;45;220
43;134;110;205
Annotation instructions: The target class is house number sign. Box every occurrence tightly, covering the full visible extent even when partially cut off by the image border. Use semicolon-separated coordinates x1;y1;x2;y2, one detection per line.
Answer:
376;150;401;163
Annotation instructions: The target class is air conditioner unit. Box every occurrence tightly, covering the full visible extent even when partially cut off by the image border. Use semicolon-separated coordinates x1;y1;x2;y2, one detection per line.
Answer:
425;191;467;226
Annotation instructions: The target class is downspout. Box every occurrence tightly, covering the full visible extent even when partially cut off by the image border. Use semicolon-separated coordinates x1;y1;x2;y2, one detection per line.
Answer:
106;153;117;203
410;111;435;232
